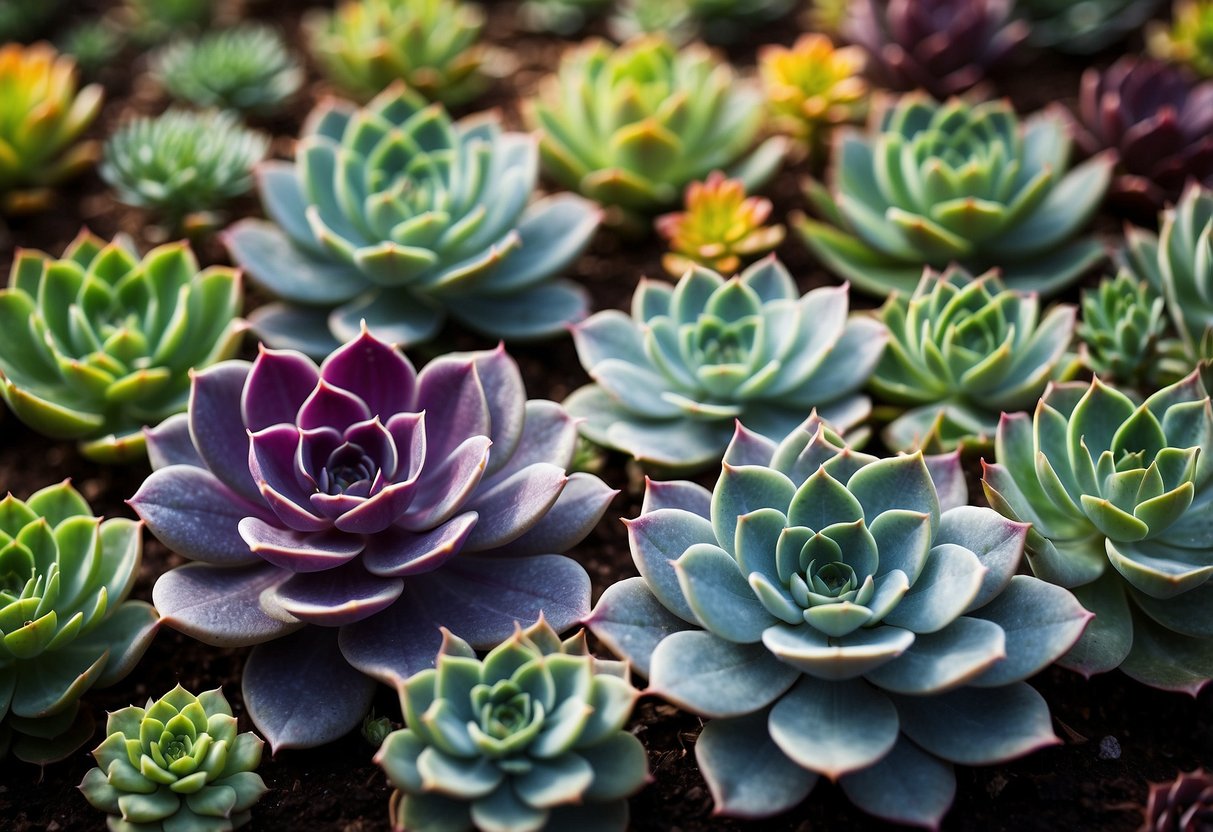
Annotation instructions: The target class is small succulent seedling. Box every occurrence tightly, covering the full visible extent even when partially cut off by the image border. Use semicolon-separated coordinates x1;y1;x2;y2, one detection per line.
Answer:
1078;271;1169;390
759;33;867;155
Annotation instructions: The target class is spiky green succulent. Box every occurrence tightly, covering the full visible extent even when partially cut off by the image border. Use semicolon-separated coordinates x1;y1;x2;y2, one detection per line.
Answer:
1078;271;1169;389
798;94;1113;297
0;482;158;764
101;109;268;231
375;618;647;832
587;415;1090;827
870;266;1078;453
1017;0;1164;54
152;24;303;114
565;258;885;472
984;372;1213;692
0;231;244;463
79;685;267;832
518;0;610;34
306;0;487;106
526;35;786;227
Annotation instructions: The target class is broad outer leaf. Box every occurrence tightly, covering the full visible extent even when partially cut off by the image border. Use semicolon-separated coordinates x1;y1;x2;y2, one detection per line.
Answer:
839;736;956;830
583;577;696;678
152;563;303;648
768;676;898;779
696;710;818;819
648;630;799;718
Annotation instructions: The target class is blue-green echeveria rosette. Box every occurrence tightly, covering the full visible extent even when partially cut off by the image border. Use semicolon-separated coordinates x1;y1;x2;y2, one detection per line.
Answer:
871;266;1077;453
375;618;648;832
983;372;1213;693
586;415;1091;828
564;258;886;473
79;685;267;832
225;82;600;358
0;482;159;764
129;329;613;751
798;94;1113;297
0;230;243;463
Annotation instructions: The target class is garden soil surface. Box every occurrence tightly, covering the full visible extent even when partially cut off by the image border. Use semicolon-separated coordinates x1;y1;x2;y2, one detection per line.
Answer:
1;1;1209;830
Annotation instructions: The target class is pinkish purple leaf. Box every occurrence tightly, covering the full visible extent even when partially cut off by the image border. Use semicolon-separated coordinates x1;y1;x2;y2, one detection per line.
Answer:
152;561;300;647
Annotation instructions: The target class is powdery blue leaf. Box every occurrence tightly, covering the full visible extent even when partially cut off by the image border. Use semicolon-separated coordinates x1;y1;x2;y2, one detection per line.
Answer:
881;544;987;634
584;578;697;677
864;617;1007;695
249;303;344;357
641;479;712;518
1060;572;1133;678
768;676;898;779
1119;610;1213;695
224;219;367;305
762;623;915;680
697;711;819;819
648;630;799;718
936;506;1028;612
839;736;956;830
674;543;774;643
624;508;715;625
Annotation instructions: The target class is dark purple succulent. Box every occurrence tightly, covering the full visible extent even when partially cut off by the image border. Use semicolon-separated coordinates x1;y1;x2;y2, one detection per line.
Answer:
1073;56;1213;216
842;0;1026;98
1143;770;1213;832
129;328;614;750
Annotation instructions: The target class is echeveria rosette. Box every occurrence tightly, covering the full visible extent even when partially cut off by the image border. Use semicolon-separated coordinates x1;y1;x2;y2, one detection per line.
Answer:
871;266;1078;453
564;258;885;473
226;83;599;358
586;415;1090;827
130;329;613;751
798;94;1113;297
375;618;647;832
80;685;267;832
758;33;867;157
0;482;159;764
0;230;244;463
1016;0;1163;54
1142;769;1213;831
983;372;1213;693
1078;271;1169;390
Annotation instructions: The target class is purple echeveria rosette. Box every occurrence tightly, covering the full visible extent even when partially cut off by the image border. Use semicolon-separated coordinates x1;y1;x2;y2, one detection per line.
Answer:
129;329;615;750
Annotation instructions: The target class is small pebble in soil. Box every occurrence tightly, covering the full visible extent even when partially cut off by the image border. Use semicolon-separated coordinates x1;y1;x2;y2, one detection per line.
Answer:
1099;736;1123;760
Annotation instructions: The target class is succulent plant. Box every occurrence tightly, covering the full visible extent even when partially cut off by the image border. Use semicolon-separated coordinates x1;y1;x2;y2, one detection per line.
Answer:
655;172;786;277
609;0;696;44
842;0;1027;99
0;482;159;764
1078;271;1169;389
1071;57;1213;217
1150;1;1213;78
758;33;867;154
0;231;243;463
1125;183;1213;357
152;25;304;114
130;329;613;750
526;36;786;227
1143;769;1213;832
375;618;647;832
518;0;610;34
79;685;267;832
565;258;884;473
0;43;102;214
983;372;1213;692
799;94;1112;297
59;20;126;78
611;0;796;44
586;415;1090;827
225;84;597;358
1016;0;1164;54
101;109;269;232
124;0;212;45
870;266;1078;453
306;0;487;106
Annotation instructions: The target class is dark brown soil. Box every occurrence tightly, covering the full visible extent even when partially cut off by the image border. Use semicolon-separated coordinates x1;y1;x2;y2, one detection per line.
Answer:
0;1;1207;830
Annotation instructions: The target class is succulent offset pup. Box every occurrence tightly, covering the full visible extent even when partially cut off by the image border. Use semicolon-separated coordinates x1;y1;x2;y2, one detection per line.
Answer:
226;83;599;358
798;94;1113;297
586;415;1090;827
0;482;159;764
983;372;1213;692
375;619;647;832
565;258;885;473
80;685;267;832
1016;0;1163;54
130;329;615;750
0;230;244;463
0;43;102;214
842;0;1027;98
870;266;1078;453
526;35;787;227
1077;271;1169;390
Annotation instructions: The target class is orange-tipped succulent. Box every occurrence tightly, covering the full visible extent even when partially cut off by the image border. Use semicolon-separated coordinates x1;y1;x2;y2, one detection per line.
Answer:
656;172;785;276
0;43;102;214
759;33;866;152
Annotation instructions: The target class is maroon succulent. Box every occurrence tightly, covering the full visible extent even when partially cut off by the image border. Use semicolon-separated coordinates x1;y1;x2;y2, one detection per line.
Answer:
842;0;1026;98
1073;56;1213;216
1143;770;1213;832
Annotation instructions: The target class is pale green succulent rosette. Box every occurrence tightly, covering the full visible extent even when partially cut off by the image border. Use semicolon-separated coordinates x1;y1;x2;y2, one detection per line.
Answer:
79;685;267;832
375;619;646;832
0;482;159;764
0;230;244;463
871;266;1078;453
1077;270;1169;390
587;415;1090;827
983;372;1213;692
798;94;1113;297
565;258;885;473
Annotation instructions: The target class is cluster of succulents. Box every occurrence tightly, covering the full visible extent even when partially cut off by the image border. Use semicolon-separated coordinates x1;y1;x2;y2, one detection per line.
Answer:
226;84;598;356
152;24;303;114
306;0;487;106
799;95;1112;296
758;33;867;154
655;172;785;276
